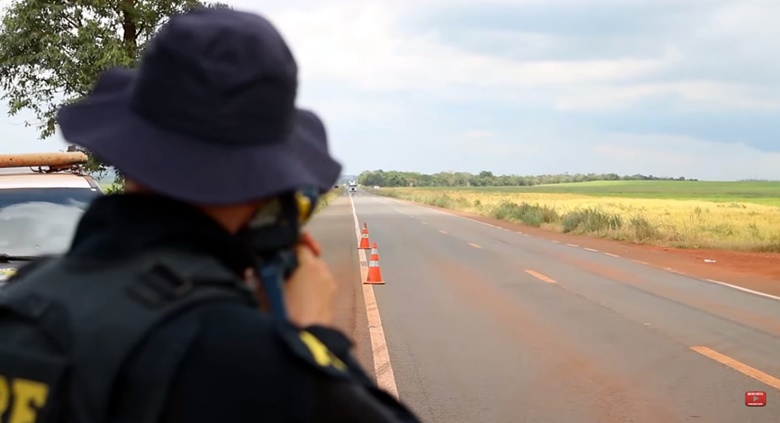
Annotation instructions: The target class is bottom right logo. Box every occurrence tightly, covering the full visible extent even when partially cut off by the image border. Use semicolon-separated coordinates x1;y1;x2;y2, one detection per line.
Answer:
745;391;767;407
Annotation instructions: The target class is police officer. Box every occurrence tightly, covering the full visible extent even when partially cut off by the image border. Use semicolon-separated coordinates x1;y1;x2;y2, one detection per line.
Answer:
0;7;422;423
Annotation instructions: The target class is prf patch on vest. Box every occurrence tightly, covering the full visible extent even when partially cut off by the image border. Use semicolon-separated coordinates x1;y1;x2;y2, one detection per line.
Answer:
0;376;49;423
0;348;65;423
277;327;348;378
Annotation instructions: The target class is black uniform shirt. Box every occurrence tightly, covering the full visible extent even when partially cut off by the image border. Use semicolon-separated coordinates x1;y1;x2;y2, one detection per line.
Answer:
66;194;420;423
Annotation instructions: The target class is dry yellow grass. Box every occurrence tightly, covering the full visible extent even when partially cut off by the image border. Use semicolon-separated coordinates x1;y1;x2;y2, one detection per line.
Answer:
376;188;780;252
314;186;344;213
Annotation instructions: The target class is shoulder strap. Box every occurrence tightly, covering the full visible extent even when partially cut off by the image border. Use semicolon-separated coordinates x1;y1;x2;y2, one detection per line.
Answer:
0;249;257;423
113;303;203;423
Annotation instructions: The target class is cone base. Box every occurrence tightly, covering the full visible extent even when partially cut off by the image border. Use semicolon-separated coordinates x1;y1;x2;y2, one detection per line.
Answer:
365;267;384;284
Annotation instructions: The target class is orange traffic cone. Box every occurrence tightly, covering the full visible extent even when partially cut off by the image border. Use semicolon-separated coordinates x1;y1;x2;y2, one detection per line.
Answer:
364;243;384;285
358;222;371;250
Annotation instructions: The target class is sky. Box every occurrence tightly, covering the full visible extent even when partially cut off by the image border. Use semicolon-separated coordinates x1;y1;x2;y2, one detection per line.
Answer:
2;0;779;181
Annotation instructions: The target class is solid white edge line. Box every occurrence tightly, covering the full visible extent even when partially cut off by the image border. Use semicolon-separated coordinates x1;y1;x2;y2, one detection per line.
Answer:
704;279;780;301
349;195;400;398
373;194;780;303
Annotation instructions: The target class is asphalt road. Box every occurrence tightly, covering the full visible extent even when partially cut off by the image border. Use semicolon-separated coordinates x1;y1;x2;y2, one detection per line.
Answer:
308;190;780;423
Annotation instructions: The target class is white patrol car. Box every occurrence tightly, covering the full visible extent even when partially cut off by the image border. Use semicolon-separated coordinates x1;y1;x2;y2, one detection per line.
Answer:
0;151;103;286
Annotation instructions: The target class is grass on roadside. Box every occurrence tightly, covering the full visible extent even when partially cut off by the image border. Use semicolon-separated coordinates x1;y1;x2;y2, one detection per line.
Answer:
369;186;780;253
314;186;344;213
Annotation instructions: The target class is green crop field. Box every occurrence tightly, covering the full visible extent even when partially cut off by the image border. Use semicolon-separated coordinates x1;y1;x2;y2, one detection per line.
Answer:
406;180;780;207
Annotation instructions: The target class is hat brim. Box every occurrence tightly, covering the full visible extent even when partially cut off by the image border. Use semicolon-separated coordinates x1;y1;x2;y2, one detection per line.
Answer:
57;69;342;205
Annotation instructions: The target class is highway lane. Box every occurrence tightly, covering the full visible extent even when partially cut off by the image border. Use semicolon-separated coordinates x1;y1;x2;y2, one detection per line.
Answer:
315;191;780;422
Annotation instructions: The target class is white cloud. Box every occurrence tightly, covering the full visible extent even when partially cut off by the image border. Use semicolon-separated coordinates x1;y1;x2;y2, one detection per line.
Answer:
463;130;496;139
555;80;780;112
589;133;780;180
266;1;677;96
251;0;780;122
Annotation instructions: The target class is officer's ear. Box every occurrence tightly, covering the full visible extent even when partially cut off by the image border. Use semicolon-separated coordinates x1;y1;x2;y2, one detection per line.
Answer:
123;178;148;193
195;199;267;234
228;198;269;233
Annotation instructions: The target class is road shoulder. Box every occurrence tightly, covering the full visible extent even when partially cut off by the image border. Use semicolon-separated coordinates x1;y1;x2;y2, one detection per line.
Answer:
306;195;374;377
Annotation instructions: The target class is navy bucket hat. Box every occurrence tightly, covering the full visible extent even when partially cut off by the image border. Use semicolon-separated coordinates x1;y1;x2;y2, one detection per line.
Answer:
57;7;342;205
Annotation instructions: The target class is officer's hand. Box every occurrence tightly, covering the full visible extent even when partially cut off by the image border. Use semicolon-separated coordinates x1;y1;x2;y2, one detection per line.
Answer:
300;230;322;257
285;243;336;328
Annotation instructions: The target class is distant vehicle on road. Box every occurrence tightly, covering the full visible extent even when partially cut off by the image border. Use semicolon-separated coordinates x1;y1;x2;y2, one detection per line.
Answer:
0;151;102;286
348;180;357;194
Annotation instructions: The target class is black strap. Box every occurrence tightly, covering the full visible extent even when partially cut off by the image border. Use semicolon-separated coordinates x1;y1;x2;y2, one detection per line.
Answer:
113;305;204;423
71;275;252;423
0;292;73;352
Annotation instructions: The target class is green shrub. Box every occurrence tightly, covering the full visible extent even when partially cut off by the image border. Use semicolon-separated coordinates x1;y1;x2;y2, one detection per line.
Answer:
628;215;659;240
491;201;560;227
562;208;623;233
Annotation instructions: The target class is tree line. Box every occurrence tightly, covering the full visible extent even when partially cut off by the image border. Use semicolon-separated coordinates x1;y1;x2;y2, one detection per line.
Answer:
357;170;697;187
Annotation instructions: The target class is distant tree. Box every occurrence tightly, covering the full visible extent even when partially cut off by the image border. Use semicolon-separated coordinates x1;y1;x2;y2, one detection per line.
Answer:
0;0;229;190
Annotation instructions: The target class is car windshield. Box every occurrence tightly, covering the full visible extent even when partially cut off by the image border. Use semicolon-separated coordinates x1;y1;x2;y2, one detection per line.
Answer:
0;187;100;257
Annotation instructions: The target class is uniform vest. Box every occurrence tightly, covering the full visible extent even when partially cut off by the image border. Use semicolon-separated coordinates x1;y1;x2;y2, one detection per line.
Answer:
0;249;256;423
